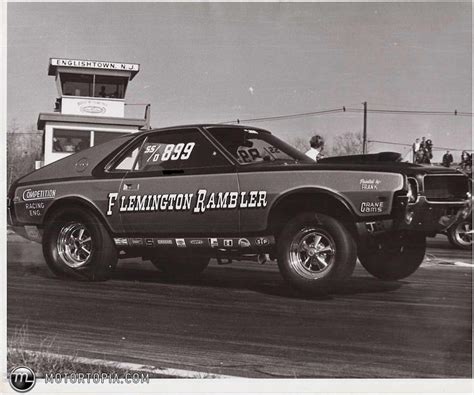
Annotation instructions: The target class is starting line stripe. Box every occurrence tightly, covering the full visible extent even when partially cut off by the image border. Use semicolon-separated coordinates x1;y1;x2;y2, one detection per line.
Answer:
9;348;240;379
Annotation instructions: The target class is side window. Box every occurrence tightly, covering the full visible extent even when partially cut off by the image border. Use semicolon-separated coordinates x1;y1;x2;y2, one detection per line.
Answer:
134;129;229;172
113;145;141;171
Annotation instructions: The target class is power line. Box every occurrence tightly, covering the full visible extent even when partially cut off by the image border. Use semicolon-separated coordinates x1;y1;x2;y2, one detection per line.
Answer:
218;108;345;124
368;139;472;152
347;108;472;116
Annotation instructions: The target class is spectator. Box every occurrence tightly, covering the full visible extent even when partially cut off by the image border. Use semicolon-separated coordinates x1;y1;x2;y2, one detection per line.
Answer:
461;150;472;171
63;137;76;152
425;139;433;160
412;138;420;162
305;135;325;162
52;137;62;152
414;148;424;164
98;86;107;98
420;136;426;150
442;150;453;167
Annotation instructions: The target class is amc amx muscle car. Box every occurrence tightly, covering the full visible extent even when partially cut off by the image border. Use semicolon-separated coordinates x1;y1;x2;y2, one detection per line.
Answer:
8;125;472;294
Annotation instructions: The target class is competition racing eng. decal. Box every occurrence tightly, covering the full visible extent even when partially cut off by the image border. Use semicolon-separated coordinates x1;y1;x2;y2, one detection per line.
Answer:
22;188;56;201
106;189;267;216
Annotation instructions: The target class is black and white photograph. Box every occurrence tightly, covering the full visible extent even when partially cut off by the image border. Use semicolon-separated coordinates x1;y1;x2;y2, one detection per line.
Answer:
2;1;472;393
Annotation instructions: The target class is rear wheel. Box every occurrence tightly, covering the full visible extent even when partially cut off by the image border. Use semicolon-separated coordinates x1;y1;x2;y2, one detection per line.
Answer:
277;212;357;294
43;207;117;281
151;253;210;280
447;219;472;250
358;232;426;280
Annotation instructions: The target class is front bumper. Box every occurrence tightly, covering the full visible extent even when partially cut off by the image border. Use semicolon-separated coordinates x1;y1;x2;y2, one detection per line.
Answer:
356;195;471;242
400;196;471;233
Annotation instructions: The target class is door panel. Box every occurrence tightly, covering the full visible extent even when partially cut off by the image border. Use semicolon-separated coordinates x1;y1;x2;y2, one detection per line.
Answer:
112;128;240;235
119;172;239;234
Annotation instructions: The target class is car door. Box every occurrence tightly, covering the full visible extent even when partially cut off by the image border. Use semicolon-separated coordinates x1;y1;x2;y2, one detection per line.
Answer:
113;127;239;235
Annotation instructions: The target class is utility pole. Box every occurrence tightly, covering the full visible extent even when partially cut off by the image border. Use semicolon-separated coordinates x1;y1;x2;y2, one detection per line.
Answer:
362;101;368;154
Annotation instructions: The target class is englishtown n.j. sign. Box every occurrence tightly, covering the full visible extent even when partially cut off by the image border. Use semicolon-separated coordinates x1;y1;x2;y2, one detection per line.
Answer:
51;58;139;72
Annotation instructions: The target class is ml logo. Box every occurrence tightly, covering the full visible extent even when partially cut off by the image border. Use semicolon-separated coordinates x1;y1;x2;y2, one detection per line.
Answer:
9;366;36;392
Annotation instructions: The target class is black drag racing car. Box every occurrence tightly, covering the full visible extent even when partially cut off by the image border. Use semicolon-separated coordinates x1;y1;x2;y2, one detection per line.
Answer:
8;125;472;294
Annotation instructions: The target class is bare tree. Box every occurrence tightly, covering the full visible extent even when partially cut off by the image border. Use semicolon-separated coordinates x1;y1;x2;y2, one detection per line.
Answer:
287;136;309;153
330;131;370;156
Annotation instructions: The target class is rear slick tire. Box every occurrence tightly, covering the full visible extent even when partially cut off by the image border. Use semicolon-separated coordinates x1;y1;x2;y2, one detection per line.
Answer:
277;212;357;295
42;207;118;281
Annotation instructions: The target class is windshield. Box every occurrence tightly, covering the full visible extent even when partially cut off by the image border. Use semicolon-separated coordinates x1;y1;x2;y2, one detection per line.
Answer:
205;127;313;165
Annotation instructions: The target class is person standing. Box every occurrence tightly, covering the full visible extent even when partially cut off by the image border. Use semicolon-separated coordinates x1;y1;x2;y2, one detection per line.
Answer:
420;136;426;150
412;138;421;163
461;150;472;171
305;135;325;162
442;150;453;167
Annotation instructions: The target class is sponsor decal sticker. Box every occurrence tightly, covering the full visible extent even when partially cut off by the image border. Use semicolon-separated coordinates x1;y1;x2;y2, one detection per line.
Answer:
114;238;129;246
129;238;144;247
360;179;381;190
238;238;251;248
145;238;154;247
209;238;218;248
25;202;45;217
255;238;269;246
175;238;186;248
190;239;204;246
223;239;233;247
360;201;384;213
22;189;56;201
155;239;173;245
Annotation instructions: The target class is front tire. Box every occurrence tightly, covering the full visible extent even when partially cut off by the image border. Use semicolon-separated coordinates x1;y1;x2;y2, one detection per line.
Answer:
447;219;472;250
43;207;118;281
358;232;426;281
277;212;357;294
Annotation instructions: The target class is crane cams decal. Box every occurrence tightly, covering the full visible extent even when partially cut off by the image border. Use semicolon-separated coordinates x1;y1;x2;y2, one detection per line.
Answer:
106;189;268;216
360;201;384;213
22;189;56;201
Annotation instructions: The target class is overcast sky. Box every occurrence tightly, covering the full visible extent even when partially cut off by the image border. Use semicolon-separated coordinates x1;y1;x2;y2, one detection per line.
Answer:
7;2;472;160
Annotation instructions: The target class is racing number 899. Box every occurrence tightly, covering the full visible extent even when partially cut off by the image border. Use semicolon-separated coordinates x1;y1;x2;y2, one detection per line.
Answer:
147;142;195;162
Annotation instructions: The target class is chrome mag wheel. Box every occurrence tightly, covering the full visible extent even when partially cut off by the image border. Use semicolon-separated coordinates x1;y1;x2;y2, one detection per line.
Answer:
289;227;336;280
454;221;473;247
56;223;92;268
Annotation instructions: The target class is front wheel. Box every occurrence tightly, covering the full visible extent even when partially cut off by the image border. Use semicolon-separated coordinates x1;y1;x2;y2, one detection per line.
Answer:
447;219;472;250
358;232;426;281
43;207;118;281
277;212;357;294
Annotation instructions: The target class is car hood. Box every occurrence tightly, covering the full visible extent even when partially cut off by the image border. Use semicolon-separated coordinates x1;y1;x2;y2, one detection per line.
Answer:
243;152;464;177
